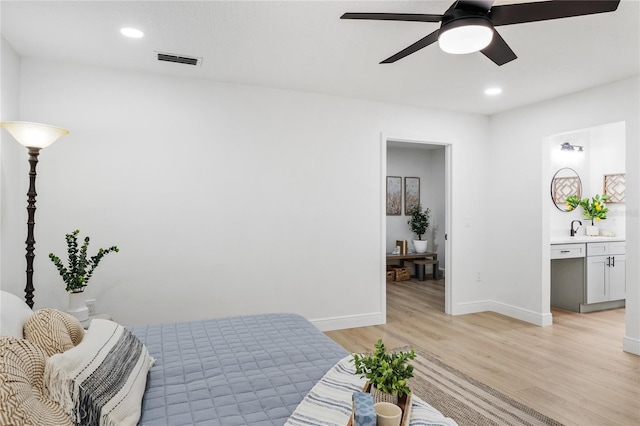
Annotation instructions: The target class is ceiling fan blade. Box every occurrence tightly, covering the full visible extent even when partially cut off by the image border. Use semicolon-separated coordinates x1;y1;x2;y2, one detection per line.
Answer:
454;0;495;12
490;0;620;26
480;29;517;66
340;13;443;23
380;30;440;64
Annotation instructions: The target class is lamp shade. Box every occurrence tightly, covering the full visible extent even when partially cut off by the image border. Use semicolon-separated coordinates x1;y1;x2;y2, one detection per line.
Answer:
439;18;494;55
0;121;69;149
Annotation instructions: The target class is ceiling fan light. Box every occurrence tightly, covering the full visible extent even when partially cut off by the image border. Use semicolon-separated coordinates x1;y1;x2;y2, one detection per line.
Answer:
439;23;493;55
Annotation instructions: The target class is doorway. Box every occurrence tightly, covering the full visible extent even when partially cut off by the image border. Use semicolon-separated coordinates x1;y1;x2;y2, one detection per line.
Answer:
381;135;452;317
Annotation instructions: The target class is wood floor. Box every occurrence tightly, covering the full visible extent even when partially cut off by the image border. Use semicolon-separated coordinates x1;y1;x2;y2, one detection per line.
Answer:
325;278;640;426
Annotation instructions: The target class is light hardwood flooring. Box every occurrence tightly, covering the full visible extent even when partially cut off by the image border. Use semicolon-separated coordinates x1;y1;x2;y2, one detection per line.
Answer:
325;278;640;426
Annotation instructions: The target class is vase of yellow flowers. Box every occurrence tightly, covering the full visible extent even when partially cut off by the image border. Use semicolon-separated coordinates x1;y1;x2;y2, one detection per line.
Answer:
565;194;610;236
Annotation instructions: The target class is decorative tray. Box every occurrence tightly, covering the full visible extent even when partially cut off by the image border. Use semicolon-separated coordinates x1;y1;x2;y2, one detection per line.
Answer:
346;382;412;426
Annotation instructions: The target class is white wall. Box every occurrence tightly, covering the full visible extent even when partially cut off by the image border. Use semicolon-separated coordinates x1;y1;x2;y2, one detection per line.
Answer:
10;58;491;329
489;76;640;354
0;36;24;300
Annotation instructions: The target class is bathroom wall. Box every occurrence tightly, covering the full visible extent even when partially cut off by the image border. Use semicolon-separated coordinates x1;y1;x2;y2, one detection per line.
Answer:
548;121;626;238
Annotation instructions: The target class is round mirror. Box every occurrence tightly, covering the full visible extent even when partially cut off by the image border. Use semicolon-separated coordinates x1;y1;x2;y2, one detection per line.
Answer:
551;167;582;212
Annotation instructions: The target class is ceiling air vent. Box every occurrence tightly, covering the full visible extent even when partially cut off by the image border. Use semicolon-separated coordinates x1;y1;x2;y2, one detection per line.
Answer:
157;52;200;66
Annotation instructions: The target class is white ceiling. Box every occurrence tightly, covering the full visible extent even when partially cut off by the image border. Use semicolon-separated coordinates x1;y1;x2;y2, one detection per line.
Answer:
1;0;638;115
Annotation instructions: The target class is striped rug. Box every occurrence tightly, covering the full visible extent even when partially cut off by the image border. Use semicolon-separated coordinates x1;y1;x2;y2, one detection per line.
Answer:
407;347;563;426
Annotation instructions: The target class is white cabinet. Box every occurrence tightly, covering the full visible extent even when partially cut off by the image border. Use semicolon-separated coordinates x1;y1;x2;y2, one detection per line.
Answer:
586;242;625;304
550;239;626;313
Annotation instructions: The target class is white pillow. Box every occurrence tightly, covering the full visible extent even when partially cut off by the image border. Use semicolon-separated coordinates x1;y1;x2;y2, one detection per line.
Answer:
1;290;33;338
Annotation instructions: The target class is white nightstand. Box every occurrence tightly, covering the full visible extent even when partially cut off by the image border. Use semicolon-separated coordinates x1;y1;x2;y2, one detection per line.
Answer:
81;313;112;329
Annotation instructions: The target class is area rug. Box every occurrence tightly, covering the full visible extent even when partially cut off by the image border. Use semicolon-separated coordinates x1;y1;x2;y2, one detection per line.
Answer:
404;347;564;426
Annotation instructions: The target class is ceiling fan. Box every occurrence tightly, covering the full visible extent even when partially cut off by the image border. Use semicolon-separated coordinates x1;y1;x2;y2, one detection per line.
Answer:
340;0;620;66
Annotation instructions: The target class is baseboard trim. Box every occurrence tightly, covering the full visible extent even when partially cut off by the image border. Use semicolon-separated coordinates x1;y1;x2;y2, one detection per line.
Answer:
623;335;640;356
453;300;552;327
310;312;384;332
451;300;492;315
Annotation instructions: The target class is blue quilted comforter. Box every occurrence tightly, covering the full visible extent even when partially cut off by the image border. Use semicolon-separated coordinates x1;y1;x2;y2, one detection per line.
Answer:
130;313;347;425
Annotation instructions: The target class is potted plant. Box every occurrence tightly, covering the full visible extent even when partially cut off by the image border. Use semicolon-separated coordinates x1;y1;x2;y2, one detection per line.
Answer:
565;194;610;236
49;230;119;321
407;204;431;253
352;339;416;404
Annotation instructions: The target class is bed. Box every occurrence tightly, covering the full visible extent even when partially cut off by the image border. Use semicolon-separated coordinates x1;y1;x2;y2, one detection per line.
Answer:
1;290;455;426
0;290;347;425
130;313;348;425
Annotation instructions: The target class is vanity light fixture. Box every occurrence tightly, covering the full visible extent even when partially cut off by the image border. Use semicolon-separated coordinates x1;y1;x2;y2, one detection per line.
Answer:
120;27;144;38
560;142;584;152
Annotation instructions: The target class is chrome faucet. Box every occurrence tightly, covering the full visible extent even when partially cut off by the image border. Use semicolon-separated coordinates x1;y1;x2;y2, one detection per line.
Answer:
570;220;582;237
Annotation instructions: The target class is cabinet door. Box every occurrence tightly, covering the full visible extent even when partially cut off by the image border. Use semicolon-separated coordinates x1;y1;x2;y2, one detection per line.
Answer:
609;255;626;301
586;256;608;304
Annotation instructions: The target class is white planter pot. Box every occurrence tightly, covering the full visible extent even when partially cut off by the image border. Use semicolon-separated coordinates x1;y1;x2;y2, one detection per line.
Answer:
585;225;599;236
67;292;89;322
413;239;428;253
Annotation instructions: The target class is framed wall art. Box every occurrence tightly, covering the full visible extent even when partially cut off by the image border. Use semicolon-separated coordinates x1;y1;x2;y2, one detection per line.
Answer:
404;177;420;215
603;173;625;203
386;176;402;216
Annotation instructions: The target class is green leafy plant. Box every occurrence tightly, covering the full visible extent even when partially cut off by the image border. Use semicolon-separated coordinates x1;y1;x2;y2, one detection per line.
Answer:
565;194;610;225
352;339;416;397
49;230;119;293
407;204;431;240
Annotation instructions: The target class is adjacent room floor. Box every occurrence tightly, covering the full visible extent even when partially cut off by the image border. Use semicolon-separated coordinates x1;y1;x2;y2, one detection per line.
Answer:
325;278;639;426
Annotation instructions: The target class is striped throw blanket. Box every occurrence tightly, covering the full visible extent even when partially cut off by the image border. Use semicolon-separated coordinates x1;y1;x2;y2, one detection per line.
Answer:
44;319;154;426
285;355;458;426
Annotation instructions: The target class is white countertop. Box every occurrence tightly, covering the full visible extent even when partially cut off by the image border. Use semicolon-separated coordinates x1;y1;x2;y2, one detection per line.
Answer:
550;236;625;244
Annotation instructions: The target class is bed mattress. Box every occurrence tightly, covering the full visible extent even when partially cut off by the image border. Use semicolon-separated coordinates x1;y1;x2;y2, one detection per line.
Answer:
130;313;347;425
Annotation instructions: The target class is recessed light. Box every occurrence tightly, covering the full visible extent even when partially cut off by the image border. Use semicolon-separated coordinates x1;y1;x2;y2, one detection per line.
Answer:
484;87;502;96
120;27;144;38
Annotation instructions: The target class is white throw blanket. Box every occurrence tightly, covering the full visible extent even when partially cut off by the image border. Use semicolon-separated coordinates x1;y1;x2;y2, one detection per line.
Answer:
44;319;154;426
285;354;458;426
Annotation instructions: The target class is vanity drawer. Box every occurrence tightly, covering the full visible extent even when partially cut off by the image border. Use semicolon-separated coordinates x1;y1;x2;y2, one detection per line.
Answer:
587;242;625;256
551;243;586;259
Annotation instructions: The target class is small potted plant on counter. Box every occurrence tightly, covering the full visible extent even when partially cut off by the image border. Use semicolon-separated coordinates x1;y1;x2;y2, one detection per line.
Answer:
565;194;610;236
352;339;416;404
49;229;119;321
408;204;430;253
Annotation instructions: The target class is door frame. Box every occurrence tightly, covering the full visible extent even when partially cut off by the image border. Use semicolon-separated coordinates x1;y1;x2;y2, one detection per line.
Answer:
380;133;453;320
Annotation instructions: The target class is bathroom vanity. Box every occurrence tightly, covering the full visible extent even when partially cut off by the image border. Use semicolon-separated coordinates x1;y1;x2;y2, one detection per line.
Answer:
551;237;626;313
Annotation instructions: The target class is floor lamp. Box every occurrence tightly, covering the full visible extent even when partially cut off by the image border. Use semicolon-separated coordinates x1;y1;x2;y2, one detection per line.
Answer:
0;121;69;308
